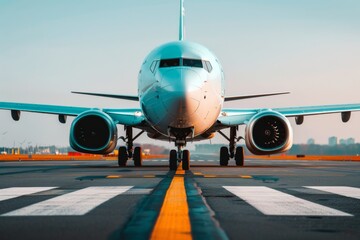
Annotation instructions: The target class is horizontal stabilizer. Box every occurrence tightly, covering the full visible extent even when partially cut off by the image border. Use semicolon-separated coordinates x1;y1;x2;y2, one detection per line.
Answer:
72;91;139;101
224;92;290;102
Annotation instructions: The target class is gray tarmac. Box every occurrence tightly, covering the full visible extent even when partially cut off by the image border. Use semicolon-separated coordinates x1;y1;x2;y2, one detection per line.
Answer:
0;156;359;240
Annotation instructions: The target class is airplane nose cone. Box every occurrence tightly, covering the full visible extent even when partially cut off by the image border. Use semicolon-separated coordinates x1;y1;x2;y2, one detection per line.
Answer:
159;68;203;119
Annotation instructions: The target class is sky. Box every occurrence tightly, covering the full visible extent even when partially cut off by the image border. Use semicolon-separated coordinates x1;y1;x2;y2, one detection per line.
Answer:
0;0;359;148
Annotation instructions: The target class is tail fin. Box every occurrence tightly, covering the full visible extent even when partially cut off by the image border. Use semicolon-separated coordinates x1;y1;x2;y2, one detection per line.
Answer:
179;0;184;41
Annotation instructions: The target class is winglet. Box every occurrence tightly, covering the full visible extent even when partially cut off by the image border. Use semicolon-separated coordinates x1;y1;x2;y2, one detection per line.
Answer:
179;0;185;41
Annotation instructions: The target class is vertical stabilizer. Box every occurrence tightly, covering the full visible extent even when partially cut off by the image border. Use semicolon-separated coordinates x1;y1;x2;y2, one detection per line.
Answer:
179;0;184;41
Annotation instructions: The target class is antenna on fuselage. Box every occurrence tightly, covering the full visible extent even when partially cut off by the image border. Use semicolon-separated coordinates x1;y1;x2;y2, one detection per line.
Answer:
179;0;185;41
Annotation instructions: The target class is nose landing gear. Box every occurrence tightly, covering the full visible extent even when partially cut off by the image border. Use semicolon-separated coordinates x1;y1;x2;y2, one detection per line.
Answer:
168;127;192;171
169;144;190;171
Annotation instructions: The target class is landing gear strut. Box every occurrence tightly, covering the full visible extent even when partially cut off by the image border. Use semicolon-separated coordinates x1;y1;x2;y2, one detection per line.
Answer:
168;127;193;171
218;126;245;166
169;142;190;171
118;126;145;167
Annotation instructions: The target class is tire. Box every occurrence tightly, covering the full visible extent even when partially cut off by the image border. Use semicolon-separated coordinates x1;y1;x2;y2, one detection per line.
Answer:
220;146;229;166
118;146;128;167
133;147;142;167
169;150;177;170
235;146;245;166
182;150;190;170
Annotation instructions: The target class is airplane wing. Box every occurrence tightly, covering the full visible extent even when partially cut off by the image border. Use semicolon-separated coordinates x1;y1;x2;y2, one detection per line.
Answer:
0;102;145;126
0;102;88;116
224;92;290;101
218;103;360;126
72;91;139;101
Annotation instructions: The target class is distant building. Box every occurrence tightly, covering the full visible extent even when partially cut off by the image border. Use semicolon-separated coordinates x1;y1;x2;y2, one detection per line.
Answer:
328;136;338;146
307;138;315;145
339;139;347;145
347;138;355;145
339;138;355;145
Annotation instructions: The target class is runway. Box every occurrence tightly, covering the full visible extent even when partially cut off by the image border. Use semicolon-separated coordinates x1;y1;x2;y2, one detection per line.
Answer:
0;157;359;240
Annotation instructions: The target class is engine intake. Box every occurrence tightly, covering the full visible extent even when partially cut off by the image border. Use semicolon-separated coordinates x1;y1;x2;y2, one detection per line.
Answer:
245;110;293;155
70;110;117;154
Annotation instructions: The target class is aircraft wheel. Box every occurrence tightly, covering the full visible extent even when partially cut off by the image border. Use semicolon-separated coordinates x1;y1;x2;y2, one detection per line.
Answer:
220;146;229;166
235;146;245;166
182;150;190;170
118;146;128;167
169;150;177;170
133;146;142;167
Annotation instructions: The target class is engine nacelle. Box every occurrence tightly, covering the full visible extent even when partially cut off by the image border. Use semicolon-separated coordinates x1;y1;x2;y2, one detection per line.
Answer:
245;110;293;155
70;110;118;154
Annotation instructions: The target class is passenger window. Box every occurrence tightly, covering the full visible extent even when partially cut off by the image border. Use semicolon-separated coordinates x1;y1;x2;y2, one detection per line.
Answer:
183;58;203;68
159;58;180;68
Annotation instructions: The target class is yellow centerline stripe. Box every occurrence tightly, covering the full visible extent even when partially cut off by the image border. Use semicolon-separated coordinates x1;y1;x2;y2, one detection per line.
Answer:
150;163;192;240
106;175;121;179
240;175;252;179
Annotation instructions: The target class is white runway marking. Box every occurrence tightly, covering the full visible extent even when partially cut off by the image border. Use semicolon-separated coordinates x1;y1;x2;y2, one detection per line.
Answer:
2;186;132;216
224;186;352;216
306;186;360;200
0;187;57;202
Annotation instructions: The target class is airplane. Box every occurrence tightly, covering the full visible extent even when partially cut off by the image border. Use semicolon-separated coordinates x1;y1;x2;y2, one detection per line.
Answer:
1;0;360;170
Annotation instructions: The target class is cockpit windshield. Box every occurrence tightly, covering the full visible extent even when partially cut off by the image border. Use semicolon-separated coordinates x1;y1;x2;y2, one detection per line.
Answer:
159;58;203;68
159;58;180;68
155;58;212;73
183;58;203;68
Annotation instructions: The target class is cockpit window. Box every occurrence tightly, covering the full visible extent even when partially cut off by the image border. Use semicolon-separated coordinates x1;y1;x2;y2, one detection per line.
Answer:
159;58;180;68
158;58;211;72
204;60;213;73
150;60;160;73
183;58;203;68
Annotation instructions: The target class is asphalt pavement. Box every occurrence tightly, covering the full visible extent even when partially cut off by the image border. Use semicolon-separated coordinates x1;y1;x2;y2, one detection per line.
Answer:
0;157;359;240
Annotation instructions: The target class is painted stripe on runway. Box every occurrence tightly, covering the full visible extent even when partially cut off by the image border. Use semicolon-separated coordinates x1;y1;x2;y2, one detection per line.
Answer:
306;186;360;199
0;187;57;202
224;186;352;216
2;186;132;216
150;163;191;240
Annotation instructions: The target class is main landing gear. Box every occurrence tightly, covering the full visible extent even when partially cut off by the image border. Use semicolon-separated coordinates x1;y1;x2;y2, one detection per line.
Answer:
218;126;245;167
118;126;145;167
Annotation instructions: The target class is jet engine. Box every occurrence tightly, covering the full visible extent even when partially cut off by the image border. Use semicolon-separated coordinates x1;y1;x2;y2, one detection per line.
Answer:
245;110;293;155
70;110;117;154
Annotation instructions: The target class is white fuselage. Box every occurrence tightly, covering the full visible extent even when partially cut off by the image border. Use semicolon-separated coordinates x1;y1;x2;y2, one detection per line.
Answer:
138;41;225;139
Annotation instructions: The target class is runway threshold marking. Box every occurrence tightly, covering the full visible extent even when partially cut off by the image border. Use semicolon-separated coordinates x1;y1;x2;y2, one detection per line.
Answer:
150;163;192;240
2;186;132;216
0;187;57;202
306;186;360;199
224;186;352;216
